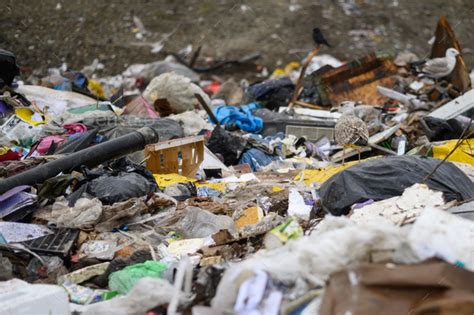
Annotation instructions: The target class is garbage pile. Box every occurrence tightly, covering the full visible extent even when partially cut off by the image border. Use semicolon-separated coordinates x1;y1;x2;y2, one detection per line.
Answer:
0;16;474;315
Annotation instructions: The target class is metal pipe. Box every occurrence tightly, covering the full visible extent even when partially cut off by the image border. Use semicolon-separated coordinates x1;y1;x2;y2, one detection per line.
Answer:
0;127;159;194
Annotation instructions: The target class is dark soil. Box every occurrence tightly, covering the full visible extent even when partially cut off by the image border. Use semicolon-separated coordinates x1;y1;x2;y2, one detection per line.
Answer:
2;0;474;79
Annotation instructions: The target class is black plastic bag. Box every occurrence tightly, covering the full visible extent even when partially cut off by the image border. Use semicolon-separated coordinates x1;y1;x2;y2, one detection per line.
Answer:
207;126;247;166
68;158;158;205
319;155;474;216
246;77;294;110
0;49;20;87
87;172;154;205
421;116;466;141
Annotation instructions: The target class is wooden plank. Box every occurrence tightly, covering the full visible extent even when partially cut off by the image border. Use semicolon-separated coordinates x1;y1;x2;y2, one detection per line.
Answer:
146;136;205;151
162;147;179;174
145;149;161;174
145;136;205;177
428;87;474;120
186;141;204;177
181;143;193;176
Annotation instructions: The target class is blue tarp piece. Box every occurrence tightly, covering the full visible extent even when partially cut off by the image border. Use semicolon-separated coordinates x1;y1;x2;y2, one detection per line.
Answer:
213;103;263;133
239;148;281;171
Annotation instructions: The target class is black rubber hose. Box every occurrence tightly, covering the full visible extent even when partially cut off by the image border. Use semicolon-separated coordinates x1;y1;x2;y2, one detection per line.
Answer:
0;127;159;194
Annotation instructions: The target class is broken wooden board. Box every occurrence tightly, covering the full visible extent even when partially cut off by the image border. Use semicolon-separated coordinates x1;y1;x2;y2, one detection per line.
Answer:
312;52;398;106
430;16;471;93
429;88;474;120
145;135;204;177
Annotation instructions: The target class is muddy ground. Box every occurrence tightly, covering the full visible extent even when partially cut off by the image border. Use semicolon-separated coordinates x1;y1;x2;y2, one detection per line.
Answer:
2;0;474;80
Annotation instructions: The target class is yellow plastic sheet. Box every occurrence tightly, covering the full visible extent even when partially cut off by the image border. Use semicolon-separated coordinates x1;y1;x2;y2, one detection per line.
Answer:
0;146;10;155
15;108;45;126
153;173;226;191
196;182;226;192
88;79;105;98
295;160;360;186
432;139;474;165
153;173;195;189
272;186;284;192
271;61;301;78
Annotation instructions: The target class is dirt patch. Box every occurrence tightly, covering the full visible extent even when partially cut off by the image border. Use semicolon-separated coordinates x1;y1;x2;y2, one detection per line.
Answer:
1;0;473;80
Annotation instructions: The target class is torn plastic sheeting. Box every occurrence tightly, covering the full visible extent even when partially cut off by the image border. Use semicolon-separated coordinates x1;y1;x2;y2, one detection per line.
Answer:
50;197;102;229
176;206;237;239
122;95;159;118
143;72;210;115
319;155;474;216
95;198;149;232
409;207;474;271
15;84;97;115
108;261;169;294
234;270;282;315
82;277;189;315
211;216;405;312
168;110;213;136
